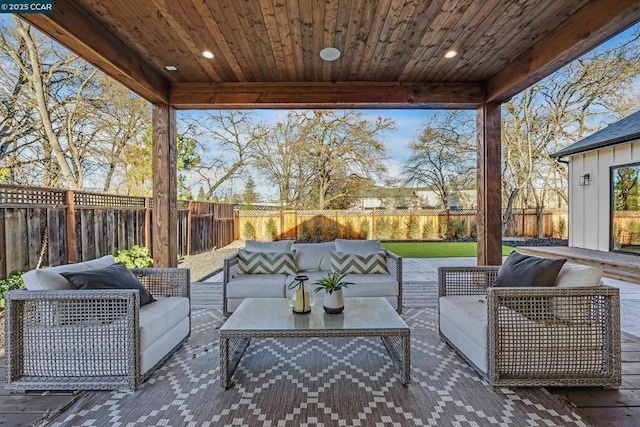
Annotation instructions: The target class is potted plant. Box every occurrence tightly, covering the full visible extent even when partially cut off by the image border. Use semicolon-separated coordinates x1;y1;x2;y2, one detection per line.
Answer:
314;273;352;314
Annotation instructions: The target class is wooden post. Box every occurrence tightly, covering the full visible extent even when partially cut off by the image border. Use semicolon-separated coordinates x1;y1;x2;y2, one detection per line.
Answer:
152;103;178;267
186;201;193;255
476;103;502;266
144;197;151;249
65;190;77;263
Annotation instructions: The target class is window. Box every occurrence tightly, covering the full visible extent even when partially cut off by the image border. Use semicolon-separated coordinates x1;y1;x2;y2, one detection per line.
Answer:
611;163;640;255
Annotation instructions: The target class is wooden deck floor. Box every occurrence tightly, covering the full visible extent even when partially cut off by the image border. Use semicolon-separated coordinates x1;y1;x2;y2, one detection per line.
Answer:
1;282;639;426
518;246;640;284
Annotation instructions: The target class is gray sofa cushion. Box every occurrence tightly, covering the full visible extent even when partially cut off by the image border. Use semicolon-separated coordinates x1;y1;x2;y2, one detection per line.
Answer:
22;255;115;291
334;239;381;254
292;242;335;271
245;240;293;253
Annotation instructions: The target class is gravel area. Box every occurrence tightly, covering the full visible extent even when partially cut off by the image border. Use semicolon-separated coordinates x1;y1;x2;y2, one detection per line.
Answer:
178;240;246;282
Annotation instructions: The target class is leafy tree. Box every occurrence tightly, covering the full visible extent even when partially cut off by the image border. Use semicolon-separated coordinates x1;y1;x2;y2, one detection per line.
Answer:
242;176;258;209
196;186;208;201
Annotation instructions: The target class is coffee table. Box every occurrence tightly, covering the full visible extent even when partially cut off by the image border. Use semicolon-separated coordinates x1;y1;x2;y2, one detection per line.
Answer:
219;297;410;388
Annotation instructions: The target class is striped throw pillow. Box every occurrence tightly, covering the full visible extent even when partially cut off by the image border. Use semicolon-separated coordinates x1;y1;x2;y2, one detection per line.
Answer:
330;251;388;274
237;249;296;274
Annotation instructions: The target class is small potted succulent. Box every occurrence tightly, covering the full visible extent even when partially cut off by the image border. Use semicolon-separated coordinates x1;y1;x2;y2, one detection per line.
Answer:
314;273;352;314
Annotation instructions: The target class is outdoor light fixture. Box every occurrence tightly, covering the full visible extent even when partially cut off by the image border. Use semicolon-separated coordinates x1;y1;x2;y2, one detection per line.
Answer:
202;50;214;59
320;47;341;61
164;65;178;71
444;50;457;58
579;173;591;186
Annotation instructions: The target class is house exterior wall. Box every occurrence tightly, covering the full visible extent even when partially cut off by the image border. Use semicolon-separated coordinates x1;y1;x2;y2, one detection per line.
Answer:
568;140;639;250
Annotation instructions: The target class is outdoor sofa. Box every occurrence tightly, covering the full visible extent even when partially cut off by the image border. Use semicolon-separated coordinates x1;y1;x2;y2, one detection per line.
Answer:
438;252;621;387
5;255;190;391
223;239;402;316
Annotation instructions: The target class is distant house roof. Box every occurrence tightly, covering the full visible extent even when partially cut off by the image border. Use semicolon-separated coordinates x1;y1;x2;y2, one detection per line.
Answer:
552;110;640;158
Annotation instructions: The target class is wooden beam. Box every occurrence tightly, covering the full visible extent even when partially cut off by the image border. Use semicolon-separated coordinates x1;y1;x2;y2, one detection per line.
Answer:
476;103;502;266
19;0;169;104
485;0;640;103
152;104;177;268
169;82;485;109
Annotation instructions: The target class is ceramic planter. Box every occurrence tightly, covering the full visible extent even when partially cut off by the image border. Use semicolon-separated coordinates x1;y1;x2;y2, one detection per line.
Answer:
323;289;344;314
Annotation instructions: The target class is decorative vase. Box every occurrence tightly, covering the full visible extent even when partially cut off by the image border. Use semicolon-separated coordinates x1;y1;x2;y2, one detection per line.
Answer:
323;289;344;314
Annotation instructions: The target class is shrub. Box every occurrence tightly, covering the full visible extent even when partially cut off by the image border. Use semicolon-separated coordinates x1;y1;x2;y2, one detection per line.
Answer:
344;220;354;239
406;215;420;239
265;218;278;241
376;217;391;240
443;218;468;239
313;220;323;241
327;222;338;241
115;245;153;268
389;218;401;239
422;220;437;239
243;222;256;240
360;219;370;239
0;271;24;309
300;223;311;242
470;220;478;238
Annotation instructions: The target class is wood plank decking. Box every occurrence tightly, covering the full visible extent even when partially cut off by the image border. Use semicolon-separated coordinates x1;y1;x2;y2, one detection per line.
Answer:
1;281;638;426
518;246;640;284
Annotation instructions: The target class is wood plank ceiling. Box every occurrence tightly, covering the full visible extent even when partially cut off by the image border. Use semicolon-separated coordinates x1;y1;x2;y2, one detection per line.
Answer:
20;0;640;108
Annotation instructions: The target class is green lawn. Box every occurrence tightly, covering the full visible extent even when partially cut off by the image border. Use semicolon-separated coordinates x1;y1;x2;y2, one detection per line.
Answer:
381;242;514;258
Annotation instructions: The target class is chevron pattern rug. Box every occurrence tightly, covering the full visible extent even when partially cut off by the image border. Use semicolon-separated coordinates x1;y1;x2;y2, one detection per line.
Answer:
40;307;586;427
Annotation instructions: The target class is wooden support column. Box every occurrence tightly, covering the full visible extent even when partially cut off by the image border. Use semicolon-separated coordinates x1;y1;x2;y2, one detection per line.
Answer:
152;104;178;267
476;103;502;266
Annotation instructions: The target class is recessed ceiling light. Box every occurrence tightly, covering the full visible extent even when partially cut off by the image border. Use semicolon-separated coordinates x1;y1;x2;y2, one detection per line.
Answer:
320;47;341;61
202;50;214;59
444;50;457;59
164;65;178;71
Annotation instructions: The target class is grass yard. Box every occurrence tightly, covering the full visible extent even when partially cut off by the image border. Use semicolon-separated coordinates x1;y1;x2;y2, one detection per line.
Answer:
381;242;514;258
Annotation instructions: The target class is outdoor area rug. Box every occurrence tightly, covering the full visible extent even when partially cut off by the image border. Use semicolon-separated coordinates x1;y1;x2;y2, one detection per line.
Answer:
40;307;586;426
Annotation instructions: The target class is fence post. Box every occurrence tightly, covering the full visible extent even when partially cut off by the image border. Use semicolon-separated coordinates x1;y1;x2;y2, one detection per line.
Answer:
144;197;151;249
186;201;193;256
65;190;77;263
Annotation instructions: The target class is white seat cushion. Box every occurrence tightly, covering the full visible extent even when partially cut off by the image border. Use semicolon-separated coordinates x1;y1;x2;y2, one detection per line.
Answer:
439;295;488;348
22;255;115;291
226;274;287;298
341;274;399;297
141;317;190;374
139;297;190;350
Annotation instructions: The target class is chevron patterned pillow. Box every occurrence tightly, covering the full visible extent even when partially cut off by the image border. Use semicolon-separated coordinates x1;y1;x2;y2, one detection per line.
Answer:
237;249;296;274
330;251;388;274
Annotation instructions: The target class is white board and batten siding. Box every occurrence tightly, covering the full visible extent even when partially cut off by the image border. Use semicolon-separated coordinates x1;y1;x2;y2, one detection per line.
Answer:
568;140;639;251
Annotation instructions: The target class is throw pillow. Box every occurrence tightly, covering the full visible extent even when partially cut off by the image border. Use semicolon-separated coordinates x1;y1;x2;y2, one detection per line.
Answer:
237;249;296;274
61;262;156;306
494;251;567;288
330;251;388;274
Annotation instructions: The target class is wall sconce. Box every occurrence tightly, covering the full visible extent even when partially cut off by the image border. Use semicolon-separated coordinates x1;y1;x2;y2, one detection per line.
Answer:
579;173;591;186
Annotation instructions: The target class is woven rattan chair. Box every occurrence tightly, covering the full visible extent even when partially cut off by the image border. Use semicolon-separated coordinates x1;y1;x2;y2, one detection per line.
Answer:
5;268;190;391
438;266;621;387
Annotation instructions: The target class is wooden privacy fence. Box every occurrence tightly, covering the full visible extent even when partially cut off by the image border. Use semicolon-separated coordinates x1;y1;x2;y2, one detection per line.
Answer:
0;185;234;279
238;208;570;242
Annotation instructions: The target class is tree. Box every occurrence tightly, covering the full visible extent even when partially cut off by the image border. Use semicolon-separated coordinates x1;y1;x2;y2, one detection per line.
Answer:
251;112;313;207
182;110;260;199
502;32;640;235
242;176;258;209
404;111;476;208
301;111;392;209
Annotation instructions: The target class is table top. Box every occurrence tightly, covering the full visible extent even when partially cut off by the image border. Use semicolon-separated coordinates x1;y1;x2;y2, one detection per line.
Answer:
220;297;408;332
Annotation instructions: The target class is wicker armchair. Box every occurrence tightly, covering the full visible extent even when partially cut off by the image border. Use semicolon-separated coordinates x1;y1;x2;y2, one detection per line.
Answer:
5;268;190;391
438;266;621;387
